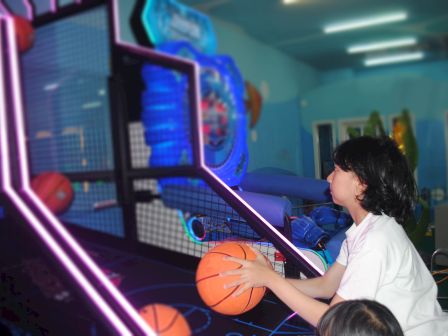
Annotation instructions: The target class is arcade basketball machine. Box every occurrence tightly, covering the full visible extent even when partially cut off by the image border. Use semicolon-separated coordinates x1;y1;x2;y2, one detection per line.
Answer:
0;0;330;335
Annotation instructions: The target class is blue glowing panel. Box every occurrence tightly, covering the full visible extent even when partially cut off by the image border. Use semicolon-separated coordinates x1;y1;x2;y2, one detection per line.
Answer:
142;41;248;187
141;64;193;168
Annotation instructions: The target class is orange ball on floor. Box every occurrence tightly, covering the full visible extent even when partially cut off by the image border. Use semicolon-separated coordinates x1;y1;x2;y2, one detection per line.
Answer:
139;303;191;336
195;242;268;315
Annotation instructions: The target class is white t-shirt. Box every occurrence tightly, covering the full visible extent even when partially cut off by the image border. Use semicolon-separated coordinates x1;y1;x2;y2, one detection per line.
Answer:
336;213;448;336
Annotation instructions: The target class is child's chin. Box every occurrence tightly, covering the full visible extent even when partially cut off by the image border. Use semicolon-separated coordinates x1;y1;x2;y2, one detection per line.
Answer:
331;198;342;206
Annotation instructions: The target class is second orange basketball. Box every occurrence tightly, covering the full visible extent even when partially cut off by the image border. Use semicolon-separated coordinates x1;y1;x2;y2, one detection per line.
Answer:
195;242;268;315
139;303;191;336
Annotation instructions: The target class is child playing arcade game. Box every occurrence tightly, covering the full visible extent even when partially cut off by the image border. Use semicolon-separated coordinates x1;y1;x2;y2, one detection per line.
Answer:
223;136;448;335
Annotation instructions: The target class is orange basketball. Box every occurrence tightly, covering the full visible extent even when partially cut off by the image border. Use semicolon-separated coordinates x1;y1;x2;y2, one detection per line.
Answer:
195;242;268;315
12;15;35;53
31;172;74;215
139;303;191;336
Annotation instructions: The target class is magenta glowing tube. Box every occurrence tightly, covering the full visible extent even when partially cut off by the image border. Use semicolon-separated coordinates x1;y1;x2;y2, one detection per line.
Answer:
22;0;34;20
49;0;57;13
0;3;10;15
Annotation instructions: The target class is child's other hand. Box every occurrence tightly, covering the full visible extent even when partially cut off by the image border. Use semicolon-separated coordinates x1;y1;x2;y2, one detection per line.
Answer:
221;247;277;297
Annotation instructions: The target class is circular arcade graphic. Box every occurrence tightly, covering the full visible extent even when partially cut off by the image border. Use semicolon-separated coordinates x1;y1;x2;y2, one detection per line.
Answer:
142;41;248;187
201;67;235;165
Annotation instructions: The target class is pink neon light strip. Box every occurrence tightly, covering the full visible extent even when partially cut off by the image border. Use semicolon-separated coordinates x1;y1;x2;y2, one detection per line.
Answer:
0;17;132;336
22;1;33;20
0;2;10;15
49;0;57;13
192;61;205;166
4;14;156;336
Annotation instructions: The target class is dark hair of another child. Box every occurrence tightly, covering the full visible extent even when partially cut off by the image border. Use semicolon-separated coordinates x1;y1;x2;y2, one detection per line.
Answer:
316;299;404;336
332;136;417;225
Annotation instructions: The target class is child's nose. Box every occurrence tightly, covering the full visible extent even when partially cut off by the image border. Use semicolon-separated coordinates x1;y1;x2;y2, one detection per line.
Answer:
327;171;334;182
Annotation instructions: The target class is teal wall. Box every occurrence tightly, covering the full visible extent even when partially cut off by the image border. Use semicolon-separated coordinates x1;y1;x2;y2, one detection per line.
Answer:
212;18;319;175
302;61;448;189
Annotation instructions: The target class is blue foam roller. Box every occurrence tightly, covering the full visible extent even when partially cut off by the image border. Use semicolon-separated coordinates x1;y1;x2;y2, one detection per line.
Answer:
235;190;291;227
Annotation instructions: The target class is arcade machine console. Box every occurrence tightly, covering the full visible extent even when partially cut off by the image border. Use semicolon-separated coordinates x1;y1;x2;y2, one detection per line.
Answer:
0;0;338;334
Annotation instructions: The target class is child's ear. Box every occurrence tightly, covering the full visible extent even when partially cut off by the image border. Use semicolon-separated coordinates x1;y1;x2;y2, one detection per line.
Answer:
356;179;367;198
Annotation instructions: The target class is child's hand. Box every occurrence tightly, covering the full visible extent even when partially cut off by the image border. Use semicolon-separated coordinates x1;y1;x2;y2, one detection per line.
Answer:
221;247;277;297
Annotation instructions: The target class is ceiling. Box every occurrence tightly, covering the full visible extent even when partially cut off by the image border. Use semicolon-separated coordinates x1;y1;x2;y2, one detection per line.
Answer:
181;0;448;71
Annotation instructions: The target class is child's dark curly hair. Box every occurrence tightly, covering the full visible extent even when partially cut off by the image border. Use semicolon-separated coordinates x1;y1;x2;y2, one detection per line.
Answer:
333;136;417;225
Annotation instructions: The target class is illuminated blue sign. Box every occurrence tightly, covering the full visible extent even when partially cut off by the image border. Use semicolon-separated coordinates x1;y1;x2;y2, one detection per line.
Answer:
142;0;217;54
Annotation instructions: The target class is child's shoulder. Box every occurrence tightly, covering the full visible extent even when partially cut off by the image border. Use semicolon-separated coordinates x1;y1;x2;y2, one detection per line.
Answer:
366;214;409;249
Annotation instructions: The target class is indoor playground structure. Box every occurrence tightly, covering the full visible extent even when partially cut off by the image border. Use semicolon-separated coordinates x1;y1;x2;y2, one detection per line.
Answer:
0;0;351;335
